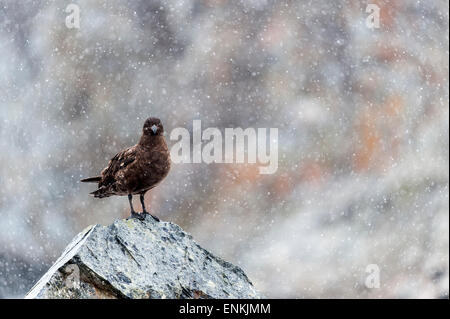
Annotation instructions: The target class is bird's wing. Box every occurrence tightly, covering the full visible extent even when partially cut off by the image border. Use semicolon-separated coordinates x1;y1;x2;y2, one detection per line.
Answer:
99;146;137;187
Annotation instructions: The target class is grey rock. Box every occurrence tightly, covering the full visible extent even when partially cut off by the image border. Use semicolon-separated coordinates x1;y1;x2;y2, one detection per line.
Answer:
25;216;261;299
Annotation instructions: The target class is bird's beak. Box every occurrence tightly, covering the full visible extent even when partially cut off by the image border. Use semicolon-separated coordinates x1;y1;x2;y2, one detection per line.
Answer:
151;125;158;134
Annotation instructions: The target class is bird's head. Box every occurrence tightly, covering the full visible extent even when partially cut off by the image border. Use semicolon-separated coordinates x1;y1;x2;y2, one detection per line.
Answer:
143;117;164;136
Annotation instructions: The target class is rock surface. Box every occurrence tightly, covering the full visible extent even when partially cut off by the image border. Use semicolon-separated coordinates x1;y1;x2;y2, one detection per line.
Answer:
25;216;261;299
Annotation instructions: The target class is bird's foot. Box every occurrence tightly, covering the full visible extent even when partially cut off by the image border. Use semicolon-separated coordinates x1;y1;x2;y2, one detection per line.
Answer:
143;211;160;222
130;211;145;221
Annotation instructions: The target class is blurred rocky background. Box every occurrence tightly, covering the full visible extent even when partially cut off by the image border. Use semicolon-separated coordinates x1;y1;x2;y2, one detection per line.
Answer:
0;0;448;298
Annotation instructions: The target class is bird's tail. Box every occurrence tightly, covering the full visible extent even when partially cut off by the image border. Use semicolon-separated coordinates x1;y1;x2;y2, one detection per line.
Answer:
89;186;112;198
80;176;101;183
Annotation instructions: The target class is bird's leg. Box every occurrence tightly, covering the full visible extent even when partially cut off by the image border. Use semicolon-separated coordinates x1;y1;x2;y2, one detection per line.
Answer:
140;193;160;222
140;193;148;214
129;194;144;220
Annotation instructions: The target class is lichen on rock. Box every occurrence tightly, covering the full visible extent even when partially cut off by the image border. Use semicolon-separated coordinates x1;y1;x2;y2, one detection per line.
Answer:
25;216;261;299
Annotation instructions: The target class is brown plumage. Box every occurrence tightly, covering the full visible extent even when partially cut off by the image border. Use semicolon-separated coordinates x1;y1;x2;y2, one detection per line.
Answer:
81;117;171;221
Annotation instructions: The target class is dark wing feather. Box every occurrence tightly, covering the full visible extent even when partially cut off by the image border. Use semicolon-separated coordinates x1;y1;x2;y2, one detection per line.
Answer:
80;176;101;183
99;146;137;188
